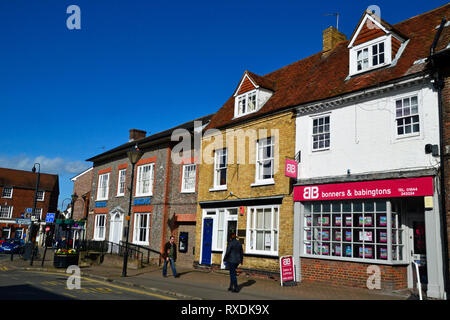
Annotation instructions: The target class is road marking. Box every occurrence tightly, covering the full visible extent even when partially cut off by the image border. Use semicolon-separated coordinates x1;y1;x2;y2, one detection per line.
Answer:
62;292;77;299
29;271;177;300
0;266;8;271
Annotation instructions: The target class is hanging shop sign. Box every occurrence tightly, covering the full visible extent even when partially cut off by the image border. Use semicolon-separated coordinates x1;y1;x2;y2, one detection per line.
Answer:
294;177;433;201
285;159;298;179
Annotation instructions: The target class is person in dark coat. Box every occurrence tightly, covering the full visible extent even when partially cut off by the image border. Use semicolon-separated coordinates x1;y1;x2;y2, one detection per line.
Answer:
162;235;178;278
223;233;243;292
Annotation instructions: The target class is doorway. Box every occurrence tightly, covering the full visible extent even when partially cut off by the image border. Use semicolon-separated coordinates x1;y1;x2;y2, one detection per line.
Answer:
405;197;427;290
109;213;123;253
221;208;238;269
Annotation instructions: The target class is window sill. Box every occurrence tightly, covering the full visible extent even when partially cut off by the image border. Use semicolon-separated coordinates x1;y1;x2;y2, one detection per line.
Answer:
116;195;125;198
251;180;275;187
300;254;408;265
133;241;149;246
180;190;196;194
209;186;227;192
245;251;278;257
135;194;153;198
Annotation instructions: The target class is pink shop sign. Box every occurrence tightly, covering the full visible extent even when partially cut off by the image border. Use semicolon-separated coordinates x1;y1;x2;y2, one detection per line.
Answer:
293;177;433;201
285;159;298;179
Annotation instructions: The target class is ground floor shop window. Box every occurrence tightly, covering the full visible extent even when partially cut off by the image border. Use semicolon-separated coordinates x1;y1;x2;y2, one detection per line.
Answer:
247;205;279;255
302;199;405;263
133;213;150;245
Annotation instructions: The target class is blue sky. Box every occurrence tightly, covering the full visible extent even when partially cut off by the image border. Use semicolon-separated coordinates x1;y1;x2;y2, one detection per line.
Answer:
0;0;446;209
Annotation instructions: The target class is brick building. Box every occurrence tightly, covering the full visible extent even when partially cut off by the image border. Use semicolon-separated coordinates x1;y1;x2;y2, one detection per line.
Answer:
70;167;93;242
193;4;449;299
86;114;211;266
0;167;59;243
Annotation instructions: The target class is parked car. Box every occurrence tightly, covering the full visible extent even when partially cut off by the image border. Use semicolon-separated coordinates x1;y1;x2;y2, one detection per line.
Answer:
0;239;25;254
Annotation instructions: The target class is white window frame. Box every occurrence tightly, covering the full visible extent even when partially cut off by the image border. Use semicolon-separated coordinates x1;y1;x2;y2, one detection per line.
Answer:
254;137;275;184
36;190;45;202
133;212;150;245
301;200;406;265
136;163;155;197
117;169;127;197
94;214;106;240
0;205;13;219
1;187;13;198
394;94;421;139
204;208;238;252
181;164;196;193
311;114;331;152
246;205;279;256
96;173;110;201
349;35;392;76
234;90;258;118
31;208;42;221
212;149;227;190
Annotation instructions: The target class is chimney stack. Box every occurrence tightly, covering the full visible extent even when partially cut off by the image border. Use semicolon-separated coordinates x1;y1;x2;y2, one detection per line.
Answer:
323;26;347;53
129;129;146;142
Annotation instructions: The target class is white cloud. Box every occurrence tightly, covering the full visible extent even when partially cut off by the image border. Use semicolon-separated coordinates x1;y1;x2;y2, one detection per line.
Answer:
0;154;90;175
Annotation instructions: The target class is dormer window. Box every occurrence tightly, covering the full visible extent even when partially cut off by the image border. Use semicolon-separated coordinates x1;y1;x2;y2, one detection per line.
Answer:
348;12;406;77
351;37;391;75
233;71;274;118
236;90;258;117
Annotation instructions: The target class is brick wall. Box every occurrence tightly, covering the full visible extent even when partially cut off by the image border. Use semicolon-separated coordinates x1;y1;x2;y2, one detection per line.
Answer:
72;169;92;221
194;111;296;274
301;257;407;290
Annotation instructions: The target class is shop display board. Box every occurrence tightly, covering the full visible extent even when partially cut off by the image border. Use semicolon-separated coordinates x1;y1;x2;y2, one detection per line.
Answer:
279;255;296;287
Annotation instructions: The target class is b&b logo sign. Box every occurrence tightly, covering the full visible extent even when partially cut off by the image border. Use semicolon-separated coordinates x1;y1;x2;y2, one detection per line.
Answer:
303;186;319;199
285;159;298;179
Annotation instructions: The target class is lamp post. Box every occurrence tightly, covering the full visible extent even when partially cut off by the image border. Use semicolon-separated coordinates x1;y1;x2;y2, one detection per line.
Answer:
122;144;143;277
69;193;78;249
30;163;40;266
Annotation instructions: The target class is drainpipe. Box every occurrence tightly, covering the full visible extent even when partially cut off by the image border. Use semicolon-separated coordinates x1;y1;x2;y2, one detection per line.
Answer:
428;16;449;299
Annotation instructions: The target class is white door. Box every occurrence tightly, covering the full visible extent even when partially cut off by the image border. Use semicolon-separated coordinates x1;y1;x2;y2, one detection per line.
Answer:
221;209;238;269
109;213;123;253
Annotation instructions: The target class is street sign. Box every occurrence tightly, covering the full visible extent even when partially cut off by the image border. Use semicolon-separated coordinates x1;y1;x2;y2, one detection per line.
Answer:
15;218;32;225
46;213;55;223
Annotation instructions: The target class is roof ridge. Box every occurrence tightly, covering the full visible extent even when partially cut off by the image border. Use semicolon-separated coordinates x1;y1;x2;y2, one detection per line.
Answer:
393;3;450;26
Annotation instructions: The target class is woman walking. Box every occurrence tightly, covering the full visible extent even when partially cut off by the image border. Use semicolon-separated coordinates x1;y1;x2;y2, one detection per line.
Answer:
223;233;243;293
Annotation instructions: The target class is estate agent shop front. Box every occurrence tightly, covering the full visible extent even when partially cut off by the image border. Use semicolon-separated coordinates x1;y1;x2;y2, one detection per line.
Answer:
292;175;446;299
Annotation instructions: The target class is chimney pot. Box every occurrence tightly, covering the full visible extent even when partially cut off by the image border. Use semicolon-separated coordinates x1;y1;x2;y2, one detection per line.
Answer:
129;129;146;142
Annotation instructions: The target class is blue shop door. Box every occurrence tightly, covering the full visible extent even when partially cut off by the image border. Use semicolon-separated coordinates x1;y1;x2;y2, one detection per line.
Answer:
201;218;213;265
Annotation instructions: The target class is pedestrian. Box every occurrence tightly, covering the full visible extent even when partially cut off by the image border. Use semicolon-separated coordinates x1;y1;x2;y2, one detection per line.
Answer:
223;232;243;293
162;235;178;278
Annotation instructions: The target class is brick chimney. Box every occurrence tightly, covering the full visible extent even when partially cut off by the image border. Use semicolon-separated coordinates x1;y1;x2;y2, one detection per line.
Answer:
129;129;146;142
323;26;347;53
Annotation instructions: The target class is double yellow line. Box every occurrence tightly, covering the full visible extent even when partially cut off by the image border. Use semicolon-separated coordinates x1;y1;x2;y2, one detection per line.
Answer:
30;270;177;300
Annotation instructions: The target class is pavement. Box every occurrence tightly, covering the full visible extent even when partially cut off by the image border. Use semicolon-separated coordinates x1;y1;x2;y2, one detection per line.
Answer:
0;250;416;300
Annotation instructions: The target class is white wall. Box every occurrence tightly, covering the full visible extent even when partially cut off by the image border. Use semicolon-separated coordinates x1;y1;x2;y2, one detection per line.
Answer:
295;83;440;179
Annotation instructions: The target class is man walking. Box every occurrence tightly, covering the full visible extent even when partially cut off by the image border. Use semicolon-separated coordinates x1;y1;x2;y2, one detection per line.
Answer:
223;233;243;292
162;235;178;278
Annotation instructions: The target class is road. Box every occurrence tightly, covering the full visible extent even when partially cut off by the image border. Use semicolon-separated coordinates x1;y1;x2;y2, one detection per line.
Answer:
0;267;177;300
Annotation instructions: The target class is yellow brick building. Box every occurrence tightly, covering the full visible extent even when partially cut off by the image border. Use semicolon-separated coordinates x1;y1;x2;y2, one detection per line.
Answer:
194;71;296;275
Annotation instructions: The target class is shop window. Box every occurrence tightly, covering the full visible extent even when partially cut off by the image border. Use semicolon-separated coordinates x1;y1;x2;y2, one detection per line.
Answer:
303;200;404;263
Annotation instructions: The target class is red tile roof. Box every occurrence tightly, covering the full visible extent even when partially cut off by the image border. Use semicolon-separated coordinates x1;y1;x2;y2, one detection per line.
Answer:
207;4;450;130
0;167;59;192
